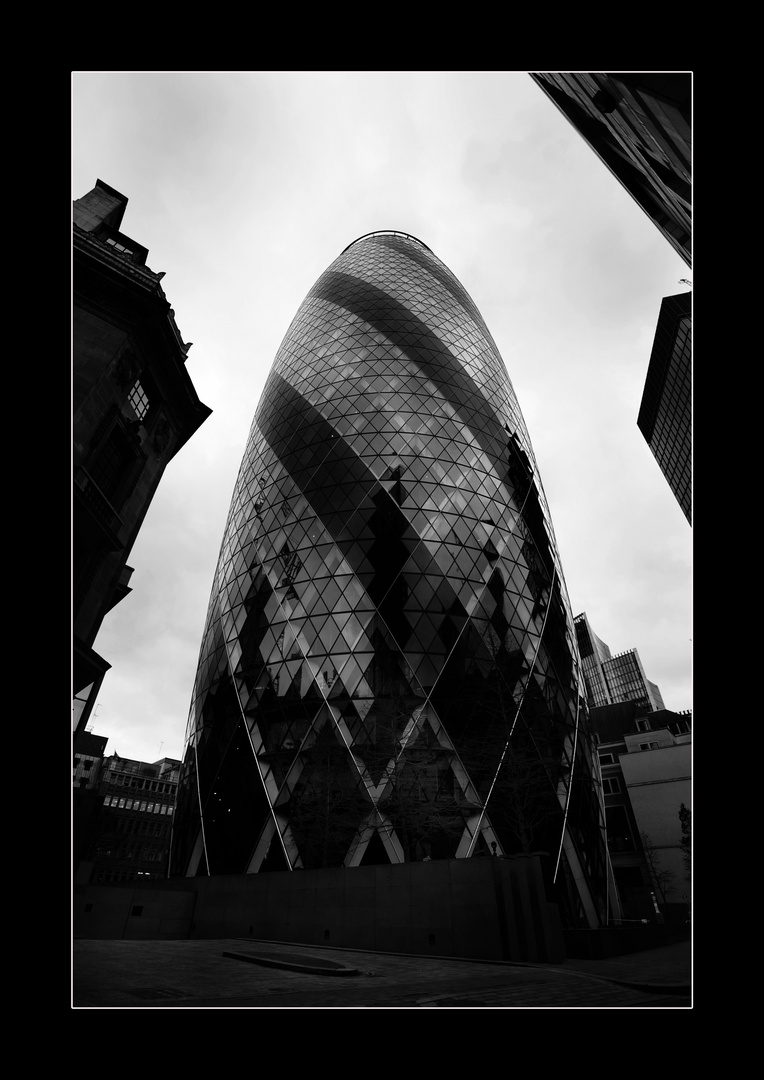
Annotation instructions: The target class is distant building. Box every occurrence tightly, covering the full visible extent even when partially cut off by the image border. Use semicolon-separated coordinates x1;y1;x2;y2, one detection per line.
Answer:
529;75;692;526
74;739;181;884
638;291;691;524
73;730;108;790
529;72;691;266
574;612;665;714
590;702;691;922
73;730;110;868
73;180;211;736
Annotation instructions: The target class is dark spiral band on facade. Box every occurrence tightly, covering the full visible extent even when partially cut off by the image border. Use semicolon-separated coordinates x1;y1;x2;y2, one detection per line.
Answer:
170;233;610;928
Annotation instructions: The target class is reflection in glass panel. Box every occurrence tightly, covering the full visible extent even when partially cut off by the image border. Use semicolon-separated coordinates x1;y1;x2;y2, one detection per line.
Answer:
171;233;609;929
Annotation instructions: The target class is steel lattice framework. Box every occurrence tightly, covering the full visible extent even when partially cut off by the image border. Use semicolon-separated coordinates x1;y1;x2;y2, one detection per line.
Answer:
170;233;609;926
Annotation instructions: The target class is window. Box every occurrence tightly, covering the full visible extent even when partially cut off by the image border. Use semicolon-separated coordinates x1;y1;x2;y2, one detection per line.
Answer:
606;804;634;852
599;753;615;765
128;379;150;421
87;419;143;509
105;236;134;257
603;777;621;795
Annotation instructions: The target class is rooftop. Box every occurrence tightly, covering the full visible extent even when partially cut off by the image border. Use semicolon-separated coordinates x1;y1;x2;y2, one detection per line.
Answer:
342;230;432;253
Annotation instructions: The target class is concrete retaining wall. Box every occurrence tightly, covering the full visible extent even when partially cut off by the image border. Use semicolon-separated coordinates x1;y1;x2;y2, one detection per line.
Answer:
73;854;566;962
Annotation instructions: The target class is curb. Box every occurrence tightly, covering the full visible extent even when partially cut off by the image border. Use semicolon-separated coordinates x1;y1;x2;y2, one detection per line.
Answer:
604;978;690;996
222;950;364;977
527;962;691;997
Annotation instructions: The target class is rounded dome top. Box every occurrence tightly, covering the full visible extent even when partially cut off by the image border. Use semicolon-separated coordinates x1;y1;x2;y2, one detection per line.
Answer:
342;230;432;254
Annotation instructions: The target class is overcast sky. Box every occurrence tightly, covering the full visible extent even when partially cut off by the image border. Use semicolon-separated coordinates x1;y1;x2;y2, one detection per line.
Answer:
72;71;692;764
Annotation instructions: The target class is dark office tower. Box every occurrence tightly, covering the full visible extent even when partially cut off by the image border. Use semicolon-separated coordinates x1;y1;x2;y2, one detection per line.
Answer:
171;232;608;927
530;73;691;267
638;292;691;525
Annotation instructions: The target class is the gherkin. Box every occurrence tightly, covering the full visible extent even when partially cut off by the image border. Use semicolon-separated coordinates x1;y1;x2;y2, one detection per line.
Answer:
170;232;609;927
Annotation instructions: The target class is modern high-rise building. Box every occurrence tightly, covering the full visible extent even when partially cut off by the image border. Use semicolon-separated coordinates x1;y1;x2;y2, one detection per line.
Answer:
529;76;692;528
574;613;665;714
637;291;692;524
171;232;610;927
529;73;691;267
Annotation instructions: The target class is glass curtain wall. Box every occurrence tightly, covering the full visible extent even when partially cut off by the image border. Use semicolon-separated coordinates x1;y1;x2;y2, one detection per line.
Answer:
170;232;609;927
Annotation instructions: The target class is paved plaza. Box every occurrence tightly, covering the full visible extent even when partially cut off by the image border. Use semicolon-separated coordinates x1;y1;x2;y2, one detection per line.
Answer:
73;937;691;1009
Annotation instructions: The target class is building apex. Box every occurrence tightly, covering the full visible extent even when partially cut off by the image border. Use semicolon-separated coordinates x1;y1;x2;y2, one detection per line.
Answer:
73;179;129;233
342;230;432;254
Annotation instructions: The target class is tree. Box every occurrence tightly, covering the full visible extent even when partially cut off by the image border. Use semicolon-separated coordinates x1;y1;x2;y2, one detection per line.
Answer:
355;690;471;861
286;723;370;869
639;830;676;906
679;802;691;911
679;803;691;879
380;734;469;861
363;639;569;860
446;621;570;856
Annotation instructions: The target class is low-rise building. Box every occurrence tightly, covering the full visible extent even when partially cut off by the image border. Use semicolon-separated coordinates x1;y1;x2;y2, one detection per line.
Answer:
73;179;211;736
73;735;181;884
592;703;691;922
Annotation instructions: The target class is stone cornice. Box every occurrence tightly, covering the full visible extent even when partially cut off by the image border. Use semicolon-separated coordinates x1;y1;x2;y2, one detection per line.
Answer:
74;226;193;358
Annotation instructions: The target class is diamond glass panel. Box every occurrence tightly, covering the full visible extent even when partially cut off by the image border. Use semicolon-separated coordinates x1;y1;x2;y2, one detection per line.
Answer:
170;233;609;926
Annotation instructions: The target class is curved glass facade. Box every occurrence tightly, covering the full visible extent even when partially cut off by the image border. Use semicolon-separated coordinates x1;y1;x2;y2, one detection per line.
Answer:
170;232;609;926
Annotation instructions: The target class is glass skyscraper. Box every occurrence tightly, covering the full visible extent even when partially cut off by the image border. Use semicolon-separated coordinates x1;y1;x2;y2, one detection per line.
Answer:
170;232;609;926
574;612;665;715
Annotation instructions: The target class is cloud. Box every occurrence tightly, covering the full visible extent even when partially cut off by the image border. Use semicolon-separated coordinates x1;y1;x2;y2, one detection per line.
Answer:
74;72;692;763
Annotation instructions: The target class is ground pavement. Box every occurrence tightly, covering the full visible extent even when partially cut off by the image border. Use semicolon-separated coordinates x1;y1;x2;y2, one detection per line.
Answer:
72;936;692;1009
